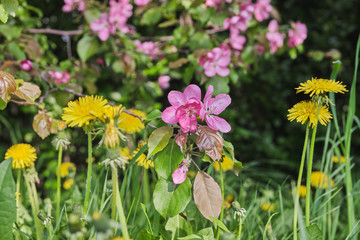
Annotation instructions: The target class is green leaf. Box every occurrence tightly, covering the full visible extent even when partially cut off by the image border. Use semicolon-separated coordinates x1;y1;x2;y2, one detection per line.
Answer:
0;98;7;110
209;216;230;233
0;25;21;41
153;178;192;218
77;35;98;62
0;158;16;240
2;0;18;17
189;32;212;50
223;140;235;161
145;109;162;121
0;4;8;23
147;126;173;158
305;224;323;240
141;8;162;26
7;42;25;60
165;214;193;237
154;139;183;180
205;76;229;95
137;229;160;240
178;227;214;240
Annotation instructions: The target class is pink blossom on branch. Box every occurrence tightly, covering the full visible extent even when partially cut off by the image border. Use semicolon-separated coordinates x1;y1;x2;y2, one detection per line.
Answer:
172;156;191;184
134;40;161;60
200;85;231;133
109;0;133;34
161;84;202;133
20;60;33;72
199;44;231;77
90;13;115;41
158;75;171;89
62;0;86;12
254;0;272;22
287;21;307;48
134;0;151;6
229;32;246;50
266;20;285;54
48;70;71;84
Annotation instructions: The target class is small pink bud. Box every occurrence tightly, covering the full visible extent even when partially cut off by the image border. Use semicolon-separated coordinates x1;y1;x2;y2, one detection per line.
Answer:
158;75;170;89
20;60;33;72
172;165;188;184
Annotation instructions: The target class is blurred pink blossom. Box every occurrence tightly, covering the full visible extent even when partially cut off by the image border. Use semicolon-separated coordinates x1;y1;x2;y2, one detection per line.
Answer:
109;0;133;33
254;0;272;22
229;32;246;50
90;13;115;41
62;0;86;12
287;21;307;48
199;44;231;77
134;0;151;6
20;60;33;72
205;0;222;7
200;85;231;133
266;20;285;54
158;75;171;89
49;70;71;84
161;84;202;133
134;40;161;60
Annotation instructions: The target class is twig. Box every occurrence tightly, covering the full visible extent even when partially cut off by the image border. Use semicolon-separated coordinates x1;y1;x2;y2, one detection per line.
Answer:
27;28;83;36
38;88;59;104
10;99;42;108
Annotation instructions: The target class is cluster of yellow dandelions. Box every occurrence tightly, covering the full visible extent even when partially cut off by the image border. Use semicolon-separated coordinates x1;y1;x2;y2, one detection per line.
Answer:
287;77;347;128
120;141;154;169
61;95;146;147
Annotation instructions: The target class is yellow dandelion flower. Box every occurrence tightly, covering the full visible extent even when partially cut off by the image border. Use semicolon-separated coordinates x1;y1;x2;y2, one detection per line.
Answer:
134;141;153;169
103;105;124;122
223;194;234;209
214;154;234;172
58;162;76;178
311;171;334;189
120;146;132;159
5;143;37;169
118;109;146;134
287;101;332;128
105;120;120;149
296;77;347;97
62;95;109;128
333;155;345;164
299;185;307;197
261;202;275;212
63;178;74;190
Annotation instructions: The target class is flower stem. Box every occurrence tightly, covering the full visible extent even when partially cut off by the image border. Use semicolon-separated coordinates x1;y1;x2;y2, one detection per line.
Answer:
15;170;21;240
216;164;225;240
142;169;150;204
56;144;63;223
113;167;130;239
111;167;117;221
293;125;310;239
237;215;242;240
83;132;93;220
305;123;318;226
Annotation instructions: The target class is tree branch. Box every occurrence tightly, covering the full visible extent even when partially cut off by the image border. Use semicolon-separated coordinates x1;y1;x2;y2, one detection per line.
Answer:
27;28;83;36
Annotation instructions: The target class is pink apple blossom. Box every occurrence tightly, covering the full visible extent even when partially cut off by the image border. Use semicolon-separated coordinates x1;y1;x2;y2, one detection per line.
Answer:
266;20;285;54
223;3;253;33
229;32;246;50
134;0;152;6
172;156;191;184
62;0;86;12
20;60;32;72
161;84;202;133
90;13;115;41
254;0;272;22
200;85;231;133
48;70;71;84
109;0;133;34
287;21;307;48
158;75;171;89
199;44;231;77
134;40;161;60
205;0;222;7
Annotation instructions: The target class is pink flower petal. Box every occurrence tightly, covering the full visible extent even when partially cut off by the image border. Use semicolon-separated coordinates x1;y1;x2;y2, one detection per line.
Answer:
161;106;178;124
205;115;231;133
168;90;186;107
215;66;230;77
172;165;188;184
211;94;231;115
184;84;202;101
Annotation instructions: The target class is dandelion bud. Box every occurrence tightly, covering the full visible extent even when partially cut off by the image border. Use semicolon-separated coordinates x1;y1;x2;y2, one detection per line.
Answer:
105;121;120;149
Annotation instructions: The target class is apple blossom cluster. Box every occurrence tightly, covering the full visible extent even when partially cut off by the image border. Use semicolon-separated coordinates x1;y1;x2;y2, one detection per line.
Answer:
199;44;231;77
287;21;308;48
134;40;161;60
266;20;285;54
161;84;231;134
90;0;133;41
62;0;86;12
48;70;71;84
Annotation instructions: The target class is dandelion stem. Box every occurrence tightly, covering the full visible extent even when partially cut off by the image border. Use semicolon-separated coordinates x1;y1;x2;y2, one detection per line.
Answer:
83;132;93;221
143;169;150;204
293;124;310;239
216;163;225;240
238;215;242;240
15;170;21;240
56;144;63;223
305;104;320;226
112;167;117;221
113;167;130;239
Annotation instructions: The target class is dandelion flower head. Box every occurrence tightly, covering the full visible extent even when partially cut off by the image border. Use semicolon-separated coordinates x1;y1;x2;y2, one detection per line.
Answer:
214;154;234;172
118;109;146;134
298;185;307;197
333;155;345;164
311;171;334;189
63;178;74;190
62;95;109;128
296;78;347;97
5;143;37;169
59;162;76;178
104;122;120;149
119;146;132;160
261;202;275;212
287;101;332;128
134;141;153;169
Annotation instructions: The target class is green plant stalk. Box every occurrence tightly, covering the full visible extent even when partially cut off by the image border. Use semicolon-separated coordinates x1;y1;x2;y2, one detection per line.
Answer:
83;133;93;219
238;215;242;240
111;167;117;221
142;169;150;204
216;164;225;240
305;122;318;226
24;170;43;240
293;125;310;240
56;144;63;223
113;167;130;239
15;170;21;240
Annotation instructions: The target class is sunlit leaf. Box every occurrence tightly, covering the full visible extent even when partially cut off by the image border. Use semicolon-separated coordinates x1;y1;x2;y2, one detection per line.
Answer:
33;111;52;139
77;35;98;62
0;70;16;109
193;171;222;221
154;139;183;180
147;126;173;158
15;82;41;102
196;125;223;161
